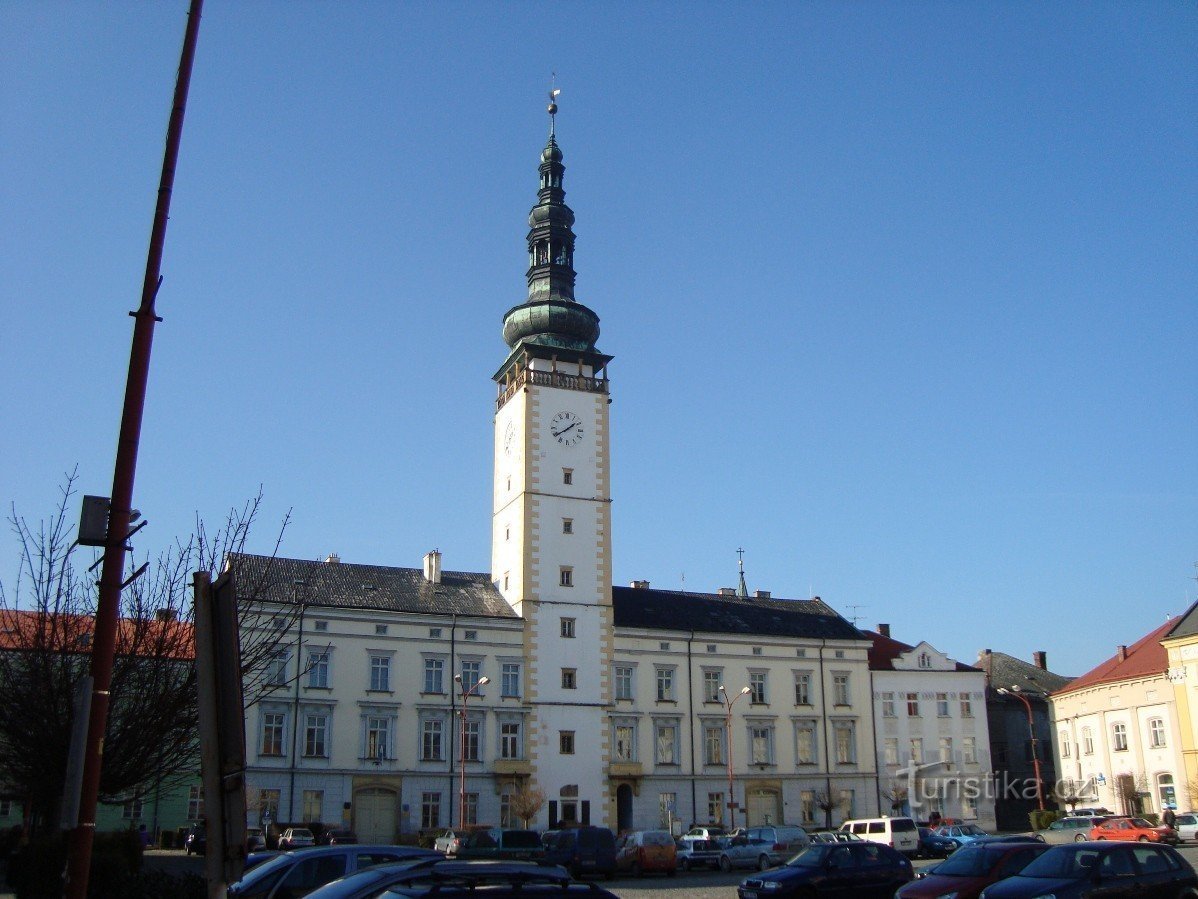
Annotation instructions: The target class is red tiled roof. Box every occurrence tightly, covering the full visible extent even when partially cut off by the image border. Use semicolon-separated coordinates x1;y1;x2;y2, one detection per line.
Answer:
1054;617;1174;696
0;609;194;660
863;629;978;672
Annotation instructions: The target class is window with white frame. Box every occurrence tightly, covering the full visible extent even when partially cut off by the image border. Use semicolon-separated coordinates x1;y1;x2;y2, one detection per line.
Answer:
795;720;817;764
559;567;573;587
881;692;896;717
421;717;444;761
1150;717;1167;748
501;662;521;697
122;798;143;819
463;717;481;761
302;790;323;822
963;736;977;764
423;657;445;694
1060;731;1072;758
369;654;391;691
655;722;678;765
704;725;724;765
614;665;633;701
306;650;329;688
960;694;973;717
834;721;856;764
703;670;722;703
918;651;932;668
499;789;514;828
303;711;329;758
614;721;636;762
800;790;815;824
463;793;479;826
560;617;576;638
365;715;391;761
421;793;441;829
188;785;203;820
833;673;850;706
884;737;899;766
1083;726;1094;755
750;671;768;704
708;792;725;824
260;710;285;756
906;693;920;716
910;738;923;764
749;724;774;765
561;668;577;689
460;659;482;692
1112;722;1129;752
655;667;675;701
939;736;953;762
794;672;812;705
266;650;289;686
937;693;950;717
500;720;522;759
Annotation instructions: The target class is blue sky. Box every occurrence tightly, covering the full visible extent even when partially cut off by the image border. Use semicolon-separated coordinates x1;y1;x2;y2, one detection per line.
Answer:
2;2;1194;677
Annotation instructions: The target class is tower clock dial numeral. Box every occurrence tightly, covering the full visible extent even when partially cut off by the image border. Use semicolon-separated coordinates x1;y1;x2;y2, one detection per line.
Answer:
550;410;584;446
504;420;516;456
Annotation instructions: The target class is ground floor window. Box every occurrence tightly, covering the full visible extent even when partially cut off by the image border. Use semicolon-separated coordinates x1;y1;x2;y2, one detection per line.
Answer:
122;798;143;820
258;789;280;827
499;790;513;828
302;790;323;823
800;790;815;824
1159;773;1177;812
421;792;441;829
463;793;479;826
707;792;724;824
187;785;203;820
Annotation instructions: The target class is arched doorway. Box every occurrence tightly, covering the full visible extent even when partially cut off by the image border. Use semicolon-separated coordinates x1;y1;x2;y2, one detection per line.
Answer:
354;787;398;844
616;784;633;833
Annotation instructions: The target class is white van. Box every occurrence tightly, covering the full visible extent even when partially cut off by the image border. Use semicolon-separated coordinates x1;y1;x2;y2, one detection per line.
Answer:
838;816;919;856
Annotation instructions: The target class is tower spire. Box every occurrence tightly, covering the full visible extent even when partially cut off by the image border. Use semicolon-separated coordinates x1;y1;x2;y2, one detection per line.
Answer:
737;548;749;598
548;75;559;137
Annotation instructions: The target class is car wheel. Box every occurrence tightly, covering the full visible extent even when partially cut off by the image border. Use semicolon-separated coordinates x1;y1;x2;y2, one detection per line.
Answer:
1139;836;1151;842
758;855;771;871
719;855;732;873
1075;834;1088;842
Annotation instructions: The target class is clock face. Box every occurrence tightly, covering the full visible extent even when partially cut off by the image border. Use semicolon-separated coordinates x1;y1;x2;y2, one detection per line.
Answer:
503;420;516;456
550;410;584;446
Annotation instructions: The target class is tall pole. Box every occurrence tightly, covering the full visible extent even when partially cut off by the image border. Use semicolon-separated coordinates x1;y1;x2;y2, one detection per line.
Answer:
64;3;203;897
287;584;307;823
719;686;751;828
454;675;489;831
1001;687;1045;812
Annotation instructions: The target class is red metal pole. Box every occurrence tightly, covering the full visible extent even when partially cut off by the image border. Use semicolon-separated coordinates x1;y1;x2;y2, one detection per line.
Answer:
63;3;203;896
1018;693;1046;812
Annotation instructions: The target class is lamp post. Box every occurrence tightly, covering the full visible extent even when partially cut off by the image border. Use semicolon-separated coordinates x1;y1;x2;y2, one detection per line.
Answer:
998;686;1044;811
719;685;752;828
455;674;490;830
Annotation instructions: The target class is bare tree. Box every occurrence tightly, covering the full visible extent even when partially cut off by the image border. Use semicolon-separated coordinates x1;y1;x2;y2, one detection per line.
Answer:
0;472;290;832
814;791;839;830
881;783;909;813
508;785;546;829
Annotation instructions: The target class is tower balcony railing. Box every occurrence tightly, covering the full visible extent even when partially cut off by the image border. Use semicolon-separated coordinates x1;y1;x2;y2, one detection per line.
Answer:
497;367;609;410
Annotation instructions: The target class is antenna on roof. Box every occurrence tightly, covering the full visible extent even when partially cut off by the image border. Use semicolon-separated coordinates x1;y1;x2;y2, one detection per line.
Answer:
845;604;866;626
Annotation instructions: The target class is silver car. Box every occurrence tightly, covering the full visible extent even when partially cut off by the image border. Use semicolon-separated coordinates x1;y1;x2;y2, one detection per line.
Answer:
716;835;777;872
1039;815;1109;844
1174;813;1198;843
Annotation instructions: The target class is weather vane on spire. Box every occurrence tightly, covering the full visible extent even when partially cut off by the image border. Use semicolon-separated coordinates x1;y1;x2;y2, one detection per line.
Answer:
548;73;560;136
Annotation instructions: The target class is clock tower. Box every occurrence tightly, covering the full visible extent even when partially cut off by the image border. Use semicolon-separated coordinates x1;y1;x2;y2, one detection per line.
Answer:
491;97;613;828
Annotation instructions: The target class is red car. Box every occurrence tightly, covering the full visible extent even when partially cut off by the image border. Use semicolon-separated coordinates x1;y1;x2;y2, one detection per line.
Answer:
895;841;1049;899
1090;816;1178;843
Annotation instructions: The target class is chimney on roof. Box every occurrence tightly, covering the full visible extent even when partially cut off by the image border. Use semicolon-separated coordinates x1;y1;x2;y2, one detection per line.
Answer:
324;553;340;565
755;590;771;599
154;608;177;623
717;587;737;596
629;580;650;589
1117;645;1128;662
878;623;891;638
1033;651;1047;670
423;549;442;584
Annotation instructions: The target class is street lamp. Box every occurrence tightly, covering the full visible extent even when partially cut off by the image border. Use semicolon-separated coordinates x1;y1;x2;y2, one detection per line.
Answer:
998;685;1044;811
454;673;490;830
719;685;752;828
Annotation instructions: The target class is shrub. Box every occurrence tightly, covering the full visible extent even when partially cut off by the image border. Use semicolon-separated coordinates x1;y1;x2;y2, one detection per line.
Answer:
1029;810;1063;832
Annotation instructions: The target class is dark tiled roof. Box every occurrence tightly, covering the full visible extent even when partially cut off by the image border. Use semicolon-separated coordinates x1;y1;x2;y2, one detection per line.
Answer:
1162;600;1198;641
975;650;1073;695
862;630;979;672
228;553;518;620
1056;617;1174;697
612;587;866;641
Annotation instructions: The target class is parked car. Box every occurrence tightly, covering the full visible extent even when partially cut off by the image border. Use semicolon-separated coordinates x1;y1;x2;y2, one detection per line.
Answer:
809;829;864;844
936;823;991;849
716;835;777;872
455;828;545;862
917;826;957;858
675;837;722;871
685;825;728;840
245;827;267;852
745;824;810;865
244;851;283;872
895;841;1050;899
1039;816;1110;844
738;841;914;898
839;816;921;856
1090;816;1178;844
614;829;677;876
184;824;206;856
540;826;617;878
227;845;439;898
359;860;621;898
434;829;469;855
976;841;1198;898
1070;807;1114;818
299;857;442;899
279;827;316;849
1173;812;1198;842
971;835;1046;845
317;829;358;845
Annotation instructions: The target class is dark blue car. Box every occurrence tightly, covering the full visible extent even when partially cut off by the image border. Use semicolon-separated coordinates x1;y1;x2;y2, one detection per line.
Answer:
738;841;913;898
978;842;1198;898
918;826;957;859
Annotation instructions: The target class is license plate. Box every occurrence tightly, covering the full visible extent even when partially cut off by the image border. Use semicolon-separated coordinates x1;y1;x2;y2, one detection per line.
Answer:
742;892;757;899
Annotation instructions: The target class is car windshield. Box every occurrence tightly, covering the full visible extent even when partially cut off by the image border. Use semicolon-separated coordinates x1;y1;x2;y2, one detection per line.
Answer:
1018;846;1102;879
291;829;314;838
891;819;917;832
786;846;830;868
231;853;294;889
960;825;986;836
931;846;1003;877
1130;819;1153;828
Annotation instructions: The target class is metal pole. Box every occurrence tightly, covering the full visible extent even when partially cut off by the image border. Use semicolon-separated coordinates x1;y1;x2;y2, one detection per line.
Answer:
64;3;203;896
720;686;750;828
287;588;307;823
1019;694;1046;811
454;675;488;831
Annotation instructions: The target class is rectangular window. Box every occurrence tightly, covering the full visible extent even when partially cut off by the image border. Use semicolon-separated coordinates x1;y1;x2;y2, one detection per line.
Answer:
750;725;773;765
369;655;391;692
796;721;817;764
834;722;856;764
421;718;443;761
560;731;575;754
313;620;328;632
800;790;815;824
937;693;950;717
423;658;444;694
561;668;577;689
708;792;725;824
884;737;899;766
302;790;323;822
1150;718;1167;748
261;712;285;756
463;719;481;761
963;736;977;764
304;713;328;758
1113;722;1128;751
500;721;522;759
1083;728;1094;755
655;723;677;765
463;793;479;826
704;670;722;703
939;736;953;762
366;716;390;761
429;627;442;638
499;790;513;828
750;671;767;704
122;798;143;819
307;651;329;688
560;617;576;638
960;694;973;717
267;651;289;686
794;673;811;705
881;692;896;717
421;793;441;830
614;724;635;761
460;659;481;692
501;662;520;698
562;518;573;534
562;468;573;485
910;738;923;764
1060;732;1072;758
833;674;850;706
375;624;388;635
187;786;203;821
258;789;280;823
559;567;573;587
658;792;677;828
656;667;675;701
614;665;633;700
906;693;920;717
704;725;724;765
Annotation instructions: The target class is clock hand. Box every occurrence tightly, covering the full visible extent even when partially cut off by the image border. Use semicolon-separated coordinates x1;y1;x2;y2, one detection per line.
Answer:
553;422;578;438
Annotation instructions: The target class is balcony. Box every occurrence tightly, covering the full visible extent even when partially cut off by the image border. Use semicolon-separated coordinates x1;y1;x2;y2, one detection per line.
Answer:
608;761;643;778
